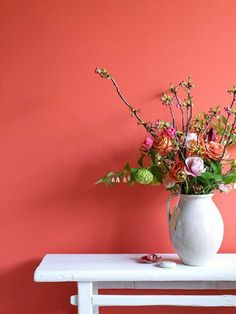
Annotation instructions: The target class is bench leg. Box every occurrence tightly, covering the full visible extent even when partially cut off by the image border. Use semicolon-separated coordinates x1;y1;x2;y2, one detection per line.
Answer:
93;283;99;314
78;282;99;314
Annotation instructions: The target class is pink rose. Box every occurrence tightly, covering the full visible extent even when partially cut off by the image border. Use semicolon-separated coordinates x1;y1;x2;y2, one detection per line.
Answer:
140;137;153;155
163;126;176;139
185;157;205;177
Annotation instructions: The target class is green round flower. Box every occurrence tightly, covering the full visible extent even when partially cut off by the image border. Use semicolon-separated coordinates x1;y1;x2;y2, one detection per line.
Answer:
135;168;153;184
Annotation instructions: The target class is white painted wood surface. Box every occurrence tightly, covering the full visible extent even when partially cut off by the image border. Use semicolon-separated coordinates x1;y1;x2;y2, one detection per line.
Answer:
34;254;236;311
34;253;236;282
78;282;93;314
70;280;236;290
70;293;236;307
92;295;236;307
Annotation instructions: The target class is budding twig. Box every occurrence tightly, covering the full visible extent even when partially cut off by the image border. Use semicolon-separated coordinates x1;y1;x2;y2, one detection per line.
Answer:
202;118;212;139
185;91;193;136
170;81;185;132
173;91;185;131
220;92;236;143
95;68;157;139
168;105;175;127
221;113;236;159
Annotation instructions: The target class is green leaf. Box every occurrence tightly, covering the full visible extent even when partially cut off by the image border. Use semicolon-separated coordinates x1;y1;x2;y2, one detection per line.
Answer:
124;163;131;172
105;171;115;178
221;115;227;124
149;165;162;183
95;171;115;186
130;168;138;176
149;149;156;164
138;156;144;167
116;171;124;177
128;168;138;186
223;174;236;184
209;160;222;175
130;179;135;186
200;172;222;181
104;172;116;186
151;175;161;185
95;177;105;185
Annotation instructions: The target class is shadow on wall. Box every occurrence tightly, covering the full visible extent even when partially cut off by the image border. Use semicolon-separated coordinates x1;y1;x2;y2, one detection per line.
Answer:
0;260;75;314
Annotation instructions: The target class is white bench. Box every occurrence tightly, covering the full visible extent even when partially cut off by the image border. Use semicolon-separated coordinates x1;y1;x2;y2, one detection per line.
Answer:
34;253;236;313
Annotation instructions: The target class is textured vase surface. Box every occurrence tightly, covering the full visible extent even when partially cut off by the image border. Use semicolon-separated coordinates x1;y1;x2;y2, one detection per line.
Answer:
167;194;224;266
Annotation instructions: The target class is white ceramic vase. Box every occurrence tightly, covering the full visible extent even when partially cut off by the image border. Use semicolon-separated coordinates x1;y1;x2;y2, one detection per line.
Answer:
166;194;224;266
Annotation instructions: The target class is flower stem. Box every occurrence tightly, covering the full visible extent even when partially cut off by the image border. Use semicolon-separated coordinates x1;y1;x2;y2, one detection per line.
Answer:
184;178;189;194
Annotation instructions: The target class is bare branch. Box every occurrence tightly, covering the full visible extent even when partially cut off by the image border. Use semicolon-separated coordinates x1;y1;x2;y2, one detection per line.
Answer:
96;68;157;139
221;114;236;158
220;92;236;143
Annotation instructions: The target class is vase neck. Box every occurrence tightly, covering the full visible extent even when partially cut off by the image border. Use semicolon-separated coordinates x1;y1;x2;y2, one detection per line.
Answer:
179;194;214;200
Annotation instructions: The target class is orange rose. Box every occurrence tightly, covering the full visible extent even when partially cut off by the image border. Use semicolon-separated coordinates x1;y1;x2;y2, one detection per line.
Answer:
205;141;225;160
168;161;186;182
154;136;172;156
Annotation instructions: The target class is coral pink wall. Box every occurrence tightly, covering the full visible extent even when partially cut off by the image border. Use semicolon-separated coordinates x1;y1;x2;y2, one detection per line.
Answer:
1;0;236;313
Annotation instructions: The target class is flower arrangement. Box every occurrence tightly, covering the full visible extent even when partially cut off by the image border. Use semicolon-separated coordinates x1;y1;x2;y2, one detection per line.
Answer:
95;68;236;195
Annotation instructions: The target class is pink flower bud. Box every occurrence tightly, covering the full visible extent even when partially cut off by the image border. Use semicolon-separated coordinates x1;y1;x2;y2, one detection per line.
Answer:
207;128;217;142
145;137;154;147
163;126;176;139
139;137;154;155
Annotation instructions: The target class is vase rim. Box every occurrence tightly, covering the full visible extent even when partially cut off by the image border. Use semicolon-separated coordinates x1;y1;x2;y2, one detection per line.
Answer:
179;193;214;199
